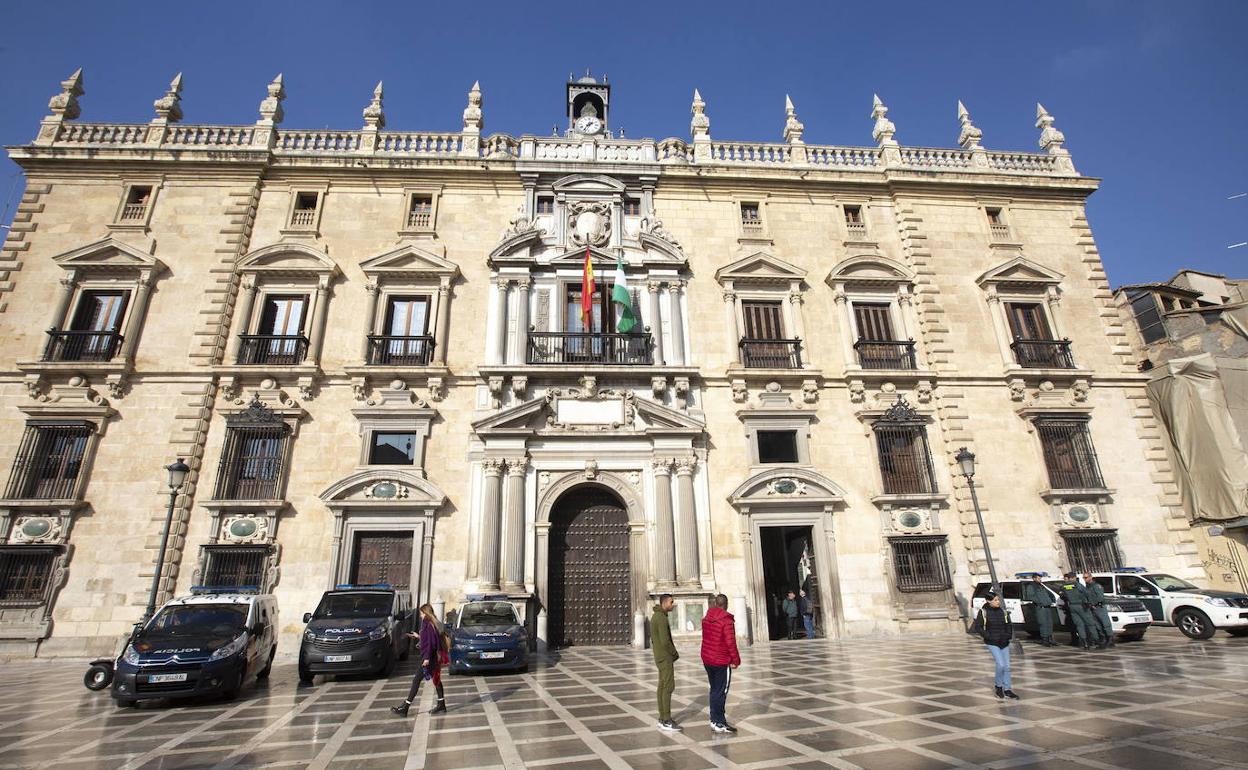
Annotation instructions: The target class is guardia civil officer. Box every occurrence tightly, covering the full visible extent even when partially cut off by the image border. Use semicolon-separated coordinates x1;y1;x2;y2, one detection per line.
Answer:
1022;573;1057;647
1082;571;1114;649
1059;571;1096;650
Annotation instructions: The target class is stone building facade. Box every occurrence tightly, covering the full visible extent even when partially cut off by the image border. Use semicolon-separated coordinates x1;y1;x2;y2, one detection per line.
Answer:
0;70;1207;656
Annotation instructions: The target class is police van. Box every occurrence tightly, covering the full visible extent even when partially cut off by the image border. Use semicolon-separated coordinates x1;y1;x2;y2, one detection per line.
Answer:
298;584;414;684
1093;568;1248;640
111;587;279;706
971;574;1153;641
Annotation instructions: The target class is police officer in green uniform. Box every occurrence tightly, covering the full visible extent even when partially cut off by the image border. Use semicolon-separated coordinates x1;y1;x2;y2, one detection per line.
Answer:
1059;571;1095;650
1082;571;1114;649
1020;572;1057;646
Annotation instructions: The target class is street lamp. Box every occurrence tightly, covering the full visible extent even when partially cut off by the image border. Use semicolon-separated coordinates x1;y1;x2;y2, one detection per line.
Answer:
955;447;999;593
142;458;191;623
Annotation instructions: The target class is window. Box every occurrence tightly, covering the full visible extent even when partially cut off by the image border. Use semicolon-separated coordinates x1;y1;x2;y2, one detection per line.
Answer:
406;195;433;229
44;290;130;362
843;205;867;238
1127;290;1166;344
536;197;554;215
757;430;799;464
370;432;417;465
203;546;268;587
1061;530;1122;572
1116;574;1158;596
370;296;433;365
240;294;309;365
740;300;800;369
1036;418;1105;490
875;424;937;494
889;536;951;592
290;192;320;228
1007;302;1072;368
623;199;641;216
214;426;289;500
740;202;762;233
985;207;1011;241
853;302;915;370
119;186;152;222
0;547;58;605
4;423;92;500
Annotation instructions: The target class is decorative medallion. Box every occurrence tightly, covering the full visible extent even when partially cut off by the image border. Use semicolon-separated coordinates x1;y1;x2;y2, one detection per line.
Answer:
13;516;61;544
228;518;258;538
221;515;269;544
898;511;923;529
568;201;611;247
372;482;398;499
1067;506;1091;522
766;478;807;496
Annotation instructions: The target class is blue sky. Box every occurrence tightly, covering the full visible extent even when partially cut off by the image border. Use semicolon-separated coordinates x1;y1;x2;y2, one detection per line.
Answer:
1;1;1244;285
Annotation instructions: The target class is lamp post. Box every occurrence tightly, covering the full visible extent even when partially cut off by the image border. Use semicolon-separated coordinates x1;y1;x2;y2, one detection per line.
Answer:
142;458;191;623
955;447;999;593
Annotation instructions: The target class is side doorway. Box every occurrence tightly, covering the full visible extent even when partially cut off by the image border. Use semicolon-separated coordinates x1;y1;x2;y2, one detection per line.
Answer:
759;525;821;640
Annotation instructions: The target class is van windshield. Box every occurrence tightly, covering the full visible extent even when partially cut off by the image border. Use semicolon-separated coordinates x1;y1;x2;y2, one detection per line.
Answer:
148;604;249;636
314;593;393;619
459;602;519;627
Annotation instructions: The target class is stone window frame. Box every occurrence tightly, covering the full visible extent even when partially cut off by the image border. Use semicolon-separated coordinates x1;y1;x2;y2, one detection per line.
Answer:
839;199;873;243
281;183;328;234
397;185;442;236
352;399;435;471
886;534;953;593
1029;413;1109;496
109;178;162;231
858;397;948;508
740;412;813;467
976;256;1073;372
715;252;811;372
732;193;771;243
825;255;922;373
357;244;460;373
977;198;1019;245
226;243;340;368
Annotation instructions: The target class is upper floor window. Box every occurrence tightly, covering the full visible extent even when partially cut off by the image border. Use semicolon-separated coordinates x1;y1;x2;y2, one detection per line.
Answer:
873;400;937;496
238;294;309;366
889;536;952;592
976;257;1072;372
623;198;641;216
44;289;131;363
739;202;765;237
757;430;799;464
1006;301;1072;369
290;192;320;228
369;296;433;366
843;204;868;239
1126;290;1167;344
852;302;916;370
0;547;59;605
213;425;289;501
1036;417;1105;490
118;185;153;223
406;195;433;229
985;207;1012;241
230;243;339;369
741;300;801;369
4;423;93;501
369;432;417;465
536;197;555;215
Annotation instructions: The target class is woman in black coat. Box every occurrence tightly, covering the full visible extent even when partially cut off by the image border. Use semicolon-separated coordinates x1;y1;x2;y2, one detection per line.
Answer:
970;591;1020;700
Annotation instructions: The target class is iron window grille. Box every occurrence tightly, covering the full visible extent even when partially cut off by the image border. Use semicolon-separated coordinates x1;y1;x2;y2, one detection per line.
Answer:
203;545;269;588
1036;418;1105;490
1061;529;1122;573
0;547;59;606
4;422;93;500
213;398;291;501
873;399;937;495
889;536;952;592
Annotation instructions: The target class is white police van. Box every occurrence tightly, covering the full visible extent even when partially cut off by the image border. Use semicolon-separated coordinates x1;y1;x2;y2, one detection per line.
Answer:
1093;567;1248;639
971;573;1153;641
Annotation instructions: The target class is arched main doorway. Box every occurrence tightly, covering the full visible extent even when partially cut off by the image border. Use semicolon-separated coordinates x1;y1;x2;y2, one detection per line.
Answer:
547;487;631;646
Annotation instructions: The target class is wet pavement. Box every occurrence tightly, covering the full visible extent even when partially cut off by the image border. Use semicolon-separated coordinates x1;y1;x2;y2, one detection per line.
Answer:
1;627;1246;769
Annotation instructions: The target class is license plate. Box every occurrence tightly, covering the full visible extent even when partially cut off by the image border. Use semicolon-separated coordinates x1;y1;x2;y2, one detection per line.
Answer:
148;673;188;683
1132;614;1152;623
324;655;352;663
479;651;505;660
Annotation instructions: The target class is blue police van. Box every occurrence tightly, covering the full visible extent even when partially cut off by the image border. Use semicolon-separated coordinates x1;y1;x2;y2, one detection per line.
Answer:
448;595;528;674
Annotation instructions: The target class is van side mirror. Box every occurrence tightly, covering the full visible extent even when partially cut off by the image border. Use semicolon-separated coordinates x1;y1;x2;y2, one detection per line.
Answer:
303;612;312;623
250;623;265;636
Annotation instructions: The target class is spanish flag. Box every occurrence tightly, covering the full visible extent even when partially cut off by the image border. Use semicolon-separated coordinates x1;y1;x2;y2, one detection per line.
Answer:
580;247;595;329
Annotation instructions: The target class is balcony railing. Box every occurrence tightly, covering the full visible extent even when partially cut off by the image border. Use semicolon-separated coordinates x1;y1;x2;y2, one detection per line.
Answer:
236;335;309;366
527;332;653;365
739;338;802;369
845;221;868;240
41;329;124;362
406;209;432;229
289;208;317;227
4;425;91;500
367;335;436;366
740;217;764;235
1011;339;1074;369
119;203;148;222
989;222;1012;241
855;339;917;370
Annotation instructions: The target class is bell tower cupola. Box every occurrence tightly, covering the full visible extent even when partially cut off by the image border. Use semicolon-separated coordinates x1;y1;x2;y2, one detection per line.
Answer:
567;70;610;137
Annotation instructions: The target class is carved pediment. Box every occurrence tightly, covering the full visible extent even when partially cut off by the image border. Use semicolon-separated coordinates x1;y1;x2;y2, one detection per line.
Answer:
635;397;705;432
729;467;846;509
472;391;705;436
319;469;446;509
977;256;1064;289
551;174;628;194
360;244;459;282
239;242;339;275
488;226;545;263
716;251;806;286
547;245;621;269
826;255;914;288
52;237;165;276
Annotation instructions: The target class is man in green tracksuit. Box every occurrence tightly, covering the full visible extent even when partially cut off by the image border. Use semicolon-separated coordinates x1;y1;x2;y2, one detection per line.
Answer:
1022;573;1057;646
1059;571;1096;650
650;594;681;732
1083;571;1115;649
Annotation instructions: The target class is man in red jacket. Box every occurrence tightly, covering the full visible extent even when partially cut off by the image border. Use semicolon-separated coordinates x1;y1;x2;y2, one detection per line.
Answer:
700;593;741;733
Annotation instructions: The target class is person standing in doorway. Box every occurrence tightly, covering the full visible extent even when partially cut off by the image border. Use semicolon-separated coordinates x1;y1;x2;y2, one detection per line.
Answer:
701;593;741;733
781;590;800;640
650;594;681;732
1083;572;1115;649
391;604;447;716
970;590;1020;700
799;589;815;639
1022;573;1057;647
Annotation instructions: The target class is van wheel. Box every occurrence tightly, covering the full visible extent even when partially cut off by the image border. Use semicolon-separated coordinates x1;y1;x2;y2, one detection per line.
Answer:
256;648;276;680
1226;628;1248;637
379;650;396;678
1118;631;1146;642
84;663;114;691
298;663;314;686
1175;608;1216;639
116;698;137;708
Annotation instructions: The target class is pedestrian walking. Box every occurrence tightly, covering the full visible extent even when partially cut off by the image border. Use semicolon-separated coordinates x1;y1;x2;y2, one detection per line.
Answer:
1082;572;1115;649
650;593;681;732
781;590;800;640
390;603;447;717
799;589;815;639
970;590;1020;700
701;593;741;733
1059;571;1096;650
1021;572;1057;646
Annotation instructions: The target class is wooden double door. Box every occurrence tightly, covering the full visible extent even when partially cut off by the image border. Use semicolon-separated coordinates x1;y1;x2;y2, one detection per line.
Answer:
350;531;413;589
547;489;631;647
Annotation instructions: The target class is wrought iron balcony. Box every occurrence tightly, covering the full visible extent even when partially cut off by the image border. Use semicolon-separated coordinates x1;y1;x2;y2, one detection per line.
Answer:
367;335;435;366
4;424;91;500
1011;339;1074;369
739;338;802;369
236;335;309;366
41;329;124;362
855;339;917;370
527;332;653;365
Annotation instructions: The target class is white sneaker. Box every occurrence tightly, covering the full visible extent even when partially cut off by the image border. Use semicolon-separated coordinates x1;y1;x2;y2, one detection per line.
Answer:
710;721;730;733
657;720;682;732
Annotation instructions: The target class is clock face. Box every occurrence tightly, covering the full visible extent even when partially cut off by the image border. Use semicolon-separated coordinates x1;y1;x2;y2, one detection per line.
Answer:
575;116;602;134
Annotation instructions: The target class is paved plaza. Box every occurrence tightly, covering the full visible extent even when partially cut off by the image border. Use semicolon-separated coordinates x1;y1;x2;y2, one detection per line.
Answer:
1;629;1246;770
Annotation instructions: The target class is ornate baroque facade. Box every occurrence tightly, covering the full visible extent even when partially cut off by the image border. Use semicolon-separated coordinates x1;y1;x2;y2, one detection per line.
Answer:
0;70;1206;655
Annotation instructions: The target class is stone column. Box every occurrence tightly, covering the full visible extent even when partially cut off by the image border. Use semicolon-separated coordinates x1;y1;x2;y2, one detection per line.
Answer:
1045;288;1068;340
723;290;741;365
308;276;331;363
647;280;665;365
226;278;258;362
832;287;857;367
118;274;154;359
502;458;527;589
652;458;677;587
674;457;700;586
477;458;505;590
489;278;510;365
788;288;807;364
898;290;922;367
512;279;531;365
50;275;77;330
435;280;452;365
985;288;1014;367
667;282;686;366
361;282;380;362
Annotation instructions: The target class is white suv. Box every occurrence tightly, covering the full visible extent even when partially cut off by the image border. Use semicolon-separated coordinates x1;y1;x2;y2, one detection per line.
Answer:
1093;569;1248;640
971;578;1153;641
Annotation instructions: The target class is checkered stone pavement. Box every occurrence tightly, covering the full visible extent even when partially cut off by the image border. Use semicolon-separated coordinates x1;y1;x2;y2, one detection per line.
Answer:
1;628;1246;769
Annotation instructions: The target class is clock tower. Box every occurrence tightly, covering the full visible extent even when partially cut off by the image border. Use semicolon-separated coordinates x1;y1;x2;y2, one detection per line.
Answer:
567;71;610;137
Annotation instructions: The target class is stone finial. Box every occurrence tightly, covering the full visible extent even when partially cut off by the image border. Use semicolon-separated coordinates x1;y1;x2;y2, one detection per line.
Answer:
152;73;184;124
257;74;286;126
462;80;483;132
871;93;896;146
47;68;85;120
362;81;385;129
956;100;982;149
690;88;710;139
1035;102;1067;154
783;94;804;144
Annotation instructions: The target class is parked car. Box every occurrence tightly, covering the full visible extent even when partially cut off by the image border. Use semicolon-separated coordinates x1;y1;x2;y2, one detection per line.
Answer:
971;576;1153;641
1093;568;1248;640
111;587;278;707
448;596;528;674
299;585;414;684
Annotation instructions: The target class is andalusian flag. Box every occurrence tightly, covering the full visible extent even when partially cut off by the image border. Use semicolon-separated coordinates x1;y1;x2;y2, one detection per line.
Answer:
611;255;637;333
580;248;596;329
